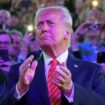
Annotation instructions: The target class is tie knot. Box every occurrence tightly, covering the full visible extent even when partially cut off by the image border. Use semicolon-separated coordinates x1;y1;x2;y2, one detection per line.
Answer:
50;59;59;66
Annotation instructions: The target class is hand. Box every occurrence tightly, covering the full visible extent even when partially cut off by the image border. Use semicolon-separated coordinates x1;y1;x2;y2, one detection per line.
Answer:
23;33;34;46
71;22;88;51
73;22;88;36
17;55;38;94
20;33;35;56
52;63;73;97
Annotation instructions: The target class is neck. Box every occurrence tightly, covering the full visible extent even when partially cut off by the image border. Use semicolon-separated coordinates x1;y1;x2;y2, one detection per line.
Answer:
42;45;67;58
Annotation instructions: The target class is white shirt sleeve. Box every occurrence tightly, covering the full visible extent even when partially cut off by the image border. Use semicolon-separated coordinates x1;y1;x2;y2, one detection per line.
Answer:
15;84;29;100
64;83;74;103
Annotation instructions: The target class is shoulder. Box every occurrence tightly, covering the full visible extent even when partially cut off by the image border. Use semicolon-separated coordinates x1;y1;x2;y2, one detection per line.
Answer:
70;52;102;71
78;59;102;74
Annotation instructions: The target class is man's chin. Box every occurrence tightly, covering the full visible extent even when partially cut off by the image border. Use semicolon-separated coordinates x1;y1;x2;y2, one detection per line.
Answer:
40;43;52;48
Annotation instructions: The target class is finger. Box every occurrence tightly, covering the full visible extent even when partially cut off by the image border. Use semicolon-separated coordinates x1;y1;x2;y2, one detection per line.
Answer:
51;79;63;89
57;65;72;85
19;55;34;70
51;79;61;87
23;55;34;66
25;61;38;78
54;72;71;89
24;68;33;85
60;63;71;76
24;61;38;85
31;60;38;70
55;68;67;80
53;74;65;84
28;33;33;37
19;56;35;77
20;63;31;76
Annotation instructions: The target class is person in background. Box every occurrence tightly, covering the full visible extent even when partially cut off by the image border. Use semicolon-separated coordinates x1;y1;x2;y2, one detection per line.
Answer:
20;32;41;61
8;11;26;34
0;31;13;97
0;6;105;105
71;17;105;63
0;31;13;72
0;9;11;31
9;29;23;63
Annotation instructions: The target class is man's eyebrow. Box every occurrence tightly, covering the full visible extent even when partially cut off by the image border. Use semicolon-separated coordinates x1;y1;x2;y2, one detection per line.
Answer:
37;19;54;24
37;21;43;25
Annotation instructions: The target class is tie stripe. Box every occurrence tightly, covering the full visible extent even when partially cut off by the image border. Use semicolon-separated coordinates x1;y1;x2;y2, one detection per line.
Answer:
47;59;61;105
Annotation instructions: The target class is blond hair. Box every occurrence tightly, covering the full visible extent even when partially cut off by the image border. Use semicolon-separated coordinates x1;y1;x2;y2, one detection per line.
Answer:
35;6;73;47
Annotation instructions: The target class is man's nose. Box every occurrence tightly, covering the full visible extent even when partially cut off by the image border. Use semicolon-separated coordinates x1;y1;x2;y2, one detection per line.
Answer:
42;23;49;32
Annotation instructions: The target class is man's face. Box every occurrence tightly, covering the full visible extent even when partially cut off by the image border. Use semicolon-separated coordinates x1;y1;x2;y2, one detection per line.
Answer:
86;29;100;45
0;11;10;24
0;34;11;51
10;16;19;26
35;11;68;49
86;23;101;44
11;35;21;55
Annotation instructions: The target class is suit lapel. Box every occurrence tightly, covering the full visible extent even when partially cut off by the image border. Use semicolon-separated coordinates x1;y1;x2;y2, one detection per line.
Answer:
34;56;50;105
66;52;81;83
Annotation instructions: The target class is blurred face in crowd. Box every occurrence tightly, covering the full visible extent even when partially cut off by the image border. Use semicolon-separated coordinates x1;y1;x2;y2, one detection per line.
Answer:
0;10;11;25
9;16;19;27
0;34;12;51
11;34;21;56
86;23;101;45
35;9;71;52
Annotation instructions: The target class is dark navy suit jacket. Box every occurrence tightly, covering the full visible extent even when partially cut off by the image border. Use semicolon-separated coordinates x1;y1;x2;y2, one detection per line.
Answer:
0;51;105;105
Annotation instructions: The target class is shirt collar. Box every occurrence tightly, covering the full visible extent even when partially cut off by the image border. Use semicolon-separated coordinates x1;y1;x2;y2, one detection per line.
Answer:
43;49;68;65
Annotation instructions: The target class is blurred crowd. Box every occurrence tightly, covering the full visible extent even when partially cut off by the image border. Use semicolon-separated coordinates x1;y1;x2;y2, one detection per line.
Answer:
0;0;105;95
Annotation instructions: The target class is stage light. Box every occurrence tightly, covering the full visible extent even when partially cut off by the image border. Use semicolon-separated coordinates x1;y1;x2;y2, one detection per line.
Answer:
92;0;98;8
27;24;34;32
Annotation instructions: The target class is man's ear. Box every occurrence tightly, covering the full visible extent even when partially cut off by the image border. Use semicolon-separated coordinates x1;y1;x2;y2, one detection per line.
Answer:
64;31;72;39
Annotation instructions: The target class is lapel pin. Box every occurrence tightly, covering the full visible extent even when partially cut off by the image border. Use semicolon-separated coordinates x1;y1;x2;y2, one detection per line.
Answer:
74;64;78;68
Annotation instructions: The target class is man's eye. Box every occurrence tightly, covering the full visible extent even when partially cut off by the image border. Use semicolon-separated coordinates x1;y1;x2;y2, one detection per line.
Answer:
37;23;43;28
37;23;42;26
47;21;55;25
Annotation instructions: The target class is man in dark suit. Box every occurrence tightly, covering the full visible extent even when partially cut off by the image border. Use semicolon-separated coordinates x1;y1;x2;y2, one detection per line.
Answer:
0;6;105;105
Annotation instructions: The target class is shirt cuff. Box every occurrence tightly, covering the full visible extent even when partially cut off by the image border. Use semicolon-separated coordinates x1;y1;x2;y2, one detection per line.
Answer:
15;84;29;100
64;83;74;103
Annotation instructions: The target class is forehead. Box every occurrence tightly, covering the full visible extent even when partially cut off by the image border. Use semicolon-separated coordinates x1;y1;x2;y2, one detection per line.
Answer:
36;10;62;22
0;11;8;17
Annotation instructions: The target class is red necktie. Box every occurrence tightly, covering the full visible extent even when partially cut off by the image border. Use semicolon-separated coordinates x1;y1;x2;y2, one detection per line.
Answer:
47;59;61;105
